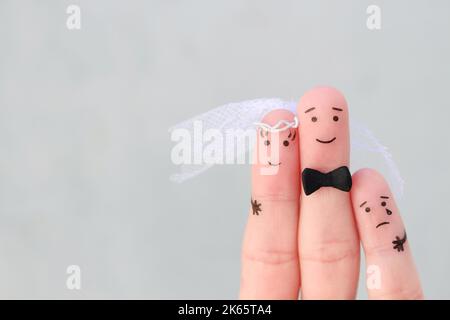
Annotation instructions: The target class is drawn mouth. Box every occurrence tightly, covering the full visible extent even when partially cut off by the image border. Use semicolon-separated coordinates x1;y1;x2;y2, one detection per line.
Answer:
268;161;281;166
316;137;336;144
376;221;390;228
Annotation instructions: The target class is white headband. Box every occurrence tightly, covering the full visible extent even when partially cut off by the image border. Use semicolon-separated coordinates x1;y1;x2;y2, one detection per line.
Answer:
254;116;299;133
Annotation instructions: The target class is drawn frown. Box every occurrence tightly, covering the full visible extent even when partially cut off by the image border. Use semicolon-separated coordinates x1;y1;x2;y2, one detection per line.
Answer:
360;195;407;252
360;195;393;229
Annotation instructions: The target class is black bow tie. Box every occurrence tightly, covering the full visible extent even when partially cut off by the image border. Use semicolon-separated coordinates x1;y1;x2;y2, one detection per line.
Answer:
302;166;352;196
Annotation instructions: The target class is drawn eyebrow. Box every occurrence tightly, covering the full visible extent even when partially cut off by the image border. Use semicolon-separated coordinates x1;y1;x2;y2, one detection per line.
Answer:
332;107;343;111
305;107;315;113
288;131;292;138
360;201;367;207
259;129;269;137
380;196;389;199
291;131;296;140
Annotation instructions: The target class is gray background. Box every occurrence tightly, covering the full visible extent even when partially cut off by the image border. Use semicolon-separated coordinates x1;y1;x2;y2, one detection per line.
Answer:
0;0;449;299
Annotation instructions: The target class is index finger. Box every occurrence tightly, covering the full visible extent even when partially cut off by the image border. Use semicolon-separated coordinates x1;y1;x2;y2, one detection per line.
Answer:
240;109;301;300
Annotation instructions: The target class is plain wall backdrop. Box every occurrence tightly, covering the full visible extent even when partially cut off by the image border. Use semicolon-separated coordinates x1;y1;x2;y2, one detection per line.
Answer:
0;0;449;299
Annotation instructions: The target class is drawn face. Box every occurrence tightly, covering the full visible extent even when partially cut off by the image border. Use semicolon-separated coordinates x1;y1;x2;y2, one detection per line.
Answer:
303;106;344;144
359;196;394;230
351;168;408;253
258;127;297;168
252;109;300;198
297;87;349;169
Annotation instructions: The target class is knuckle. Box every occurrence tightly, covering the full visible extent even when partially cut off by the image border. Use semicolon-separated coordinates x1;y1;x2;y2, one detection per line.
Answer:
242;249;298;266
301;239;359;264
364;241;401;256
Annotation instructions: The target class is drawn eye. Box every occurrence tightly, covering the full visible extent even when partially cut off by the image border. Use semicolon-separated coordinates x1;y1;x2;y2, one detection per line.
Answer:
333;116;339;122
381;201;386;207
311;116;318;123
365;207;371;213
264;140;270;146
283;140;289;147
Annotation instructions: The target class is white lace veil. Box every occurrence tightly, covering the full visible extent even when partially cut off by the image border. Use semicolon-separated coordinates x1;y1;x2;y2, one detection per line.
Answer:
169;98;404;199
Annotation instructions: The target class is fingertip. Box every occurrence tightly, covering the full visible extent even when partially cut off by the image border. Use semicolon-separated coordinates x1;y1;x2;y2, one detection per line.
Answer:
352;168;385;182
297;86;348;114
261;109;297;125
352;168;391;200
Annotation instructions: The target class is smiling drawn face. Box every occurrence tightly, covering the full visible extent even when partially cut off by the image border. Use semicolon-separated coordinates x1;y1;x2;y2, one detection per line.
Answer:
258;127;297;167
304;106;344;144
252;109;300;198
298;87;350;170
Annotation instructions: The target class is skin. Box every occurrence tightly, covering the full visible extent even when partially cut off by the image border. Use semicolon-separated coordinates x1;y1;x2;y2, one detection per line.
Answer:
297;86;359;299
351;168;423;299
240;87;423;299
240;109;300;299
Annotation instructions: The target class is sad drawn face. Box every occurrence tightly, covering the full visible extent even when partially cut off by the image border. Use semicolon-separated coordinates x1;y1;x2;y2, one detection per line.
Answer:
351;168;408;253
360;196;394;230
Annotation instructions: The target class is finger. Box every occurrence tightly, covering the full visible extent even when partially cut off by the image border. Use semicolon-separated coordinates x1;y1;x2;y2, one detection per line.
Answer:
351;168;423;299
297;86;360;299
240;109;300;300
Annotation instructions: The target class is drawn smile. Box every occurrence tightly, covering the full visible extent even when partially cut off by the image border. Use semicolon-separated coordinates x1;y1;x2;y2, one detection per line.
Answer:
316;137;336;144
376;221;390;228
268;161;281;166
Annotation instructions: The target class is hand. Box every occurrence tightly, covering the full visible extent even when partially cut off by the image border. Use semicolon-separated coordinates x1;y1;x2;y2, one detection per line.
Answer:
240;87;423;300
